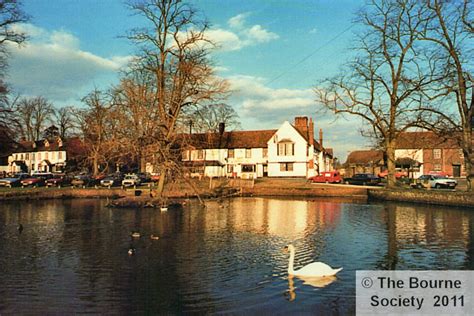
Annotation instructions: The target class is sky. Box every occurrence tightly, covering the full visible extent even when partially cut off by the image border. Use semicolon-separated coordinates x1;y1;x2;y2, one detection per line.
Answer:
8;0;370;161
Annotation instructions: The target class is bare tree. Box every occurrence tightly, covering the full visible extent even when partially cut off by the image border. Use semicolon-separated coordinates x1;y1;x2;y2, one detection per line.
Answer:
0;0;28;138
53;105;76;139
418;0;474;190
0;0;28;91
15;96;54;141
113;68;159;172
182;103;241;133
315;0;439;187
79;89;119;175
126;0;228;196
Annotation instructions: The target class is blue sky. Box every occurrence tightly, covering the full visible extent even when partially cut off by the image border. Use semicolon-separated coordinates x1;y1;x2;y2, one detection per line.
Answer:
9;0;369;161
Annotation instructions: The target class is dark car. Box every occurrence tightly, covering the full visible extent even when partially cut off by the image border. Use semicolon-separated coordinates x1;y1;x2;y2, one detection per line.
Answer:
344;173;381;186
0;173;29;188
46;174;71;188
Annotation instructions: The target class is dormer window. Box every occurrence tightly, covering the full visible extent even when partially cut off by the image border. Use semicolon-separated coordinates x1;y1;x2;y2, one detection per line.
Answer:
277;140;295;156
44;139;50;147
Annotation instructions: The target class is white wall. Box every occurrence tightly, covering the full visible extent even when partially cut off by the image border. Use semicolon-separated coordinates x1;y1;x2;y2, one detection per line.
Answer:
267;121;311;177
8;150;67;173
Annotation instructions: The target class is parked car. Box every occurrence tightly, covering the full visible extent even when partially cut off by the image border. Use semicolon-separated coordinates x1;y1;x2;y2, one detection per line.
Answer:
21;173;53;187
150;174;160;182
428;171;451;178
0;173;29;188
122;174;141;187
377;170;408;179
311;171;342;183
411;174;457;189
137;172;151;183
100;174;123;188
71;174;91;188
46;174;71;188
344;173;381;186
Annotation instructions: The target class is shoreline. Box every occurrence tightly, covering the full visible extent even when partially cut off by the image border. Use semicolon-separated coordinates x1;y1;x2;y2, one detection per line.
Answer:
1;180;473;208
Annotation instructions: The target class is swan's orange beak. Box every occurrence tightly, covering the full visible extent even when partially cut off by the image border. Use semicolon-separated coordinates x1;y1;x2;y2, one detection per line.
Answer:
283;246;289;253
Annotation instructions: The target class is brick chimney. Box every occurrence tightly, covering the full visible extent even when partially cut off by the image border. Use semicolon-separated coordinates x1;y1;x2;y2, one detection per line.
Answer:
294;116;308;131
308;118;314;146
319;128;323;147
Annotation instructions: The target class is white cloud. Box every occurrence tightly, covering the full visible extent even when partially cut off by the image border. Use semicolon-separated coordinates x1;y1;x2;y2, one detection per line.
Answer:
7;24;132;101
206;13;279;52
226;75;367;160
247;25;279;43
228;13;249;29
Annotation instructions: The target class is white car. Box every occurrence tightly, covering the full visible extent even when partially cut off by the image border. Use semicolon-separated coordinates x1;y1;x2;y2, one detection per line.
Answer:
122;174;141;187
412;175;457;189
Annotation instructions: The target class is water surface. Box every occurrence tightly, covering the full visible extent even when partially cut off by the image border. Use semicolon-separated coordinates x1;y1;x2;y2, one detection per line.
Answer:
0;198;473;314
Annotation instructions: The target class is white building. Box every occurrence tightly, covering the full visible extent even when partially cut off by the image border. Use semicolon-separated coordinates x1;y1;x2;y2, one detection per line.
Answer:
181;116;334;179
7;138;67;174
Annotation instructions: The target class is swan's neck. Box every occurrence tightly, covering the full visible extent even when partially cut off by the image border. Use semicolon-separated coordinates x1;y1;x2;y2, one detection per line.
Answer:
288;248;295;275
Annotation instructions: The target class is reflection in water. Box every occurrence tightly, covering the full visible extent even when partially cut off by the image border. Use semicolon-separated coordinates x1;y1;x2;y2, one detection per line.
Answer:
0;198;472;314
287;275;337;302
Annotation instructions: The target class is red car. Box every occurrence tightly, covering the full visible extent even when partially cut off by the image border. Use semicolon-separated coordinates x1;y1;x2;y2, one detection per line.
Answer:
377;170;408;179
21;173;53;187
311;171;343;183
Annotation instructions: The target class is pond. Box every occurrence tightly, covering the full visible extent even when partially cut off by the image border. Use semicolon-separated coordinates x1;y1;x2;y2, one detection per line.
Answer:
0;197;473;314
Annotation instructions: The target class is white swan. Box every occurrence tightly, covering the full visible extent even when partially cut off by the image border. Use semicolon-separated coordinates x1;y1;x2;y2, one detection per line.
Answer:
284;244;342;277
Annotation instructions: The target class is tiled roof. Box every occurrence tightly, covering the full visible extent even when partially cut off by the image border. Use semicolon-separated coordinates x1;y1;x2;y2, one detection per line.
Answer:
293;124;324;151
345;150;384;165
18;138;63;152
396;131;459;149
183;130;277;149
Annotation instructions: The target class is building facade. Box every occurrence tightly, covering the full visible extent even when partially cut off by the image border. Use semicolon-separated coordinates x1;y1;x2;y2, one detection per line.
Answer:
7;138;67;174
181;116;334;179
344;132;465;178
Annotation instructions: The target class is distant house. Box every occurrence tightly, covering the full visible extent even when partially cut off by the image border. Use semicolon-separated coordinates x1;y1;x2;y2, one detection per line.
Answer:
181;116;334;179
7;138;67;173
396;132;464;178
345;131;465;178
344;150;384;177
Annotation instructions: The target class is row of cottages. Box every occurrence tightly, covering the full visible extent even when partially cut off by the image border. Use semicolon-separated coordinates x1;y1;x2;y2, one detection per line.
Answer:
7;138;67;173
344;131;465;178
181;116;334;179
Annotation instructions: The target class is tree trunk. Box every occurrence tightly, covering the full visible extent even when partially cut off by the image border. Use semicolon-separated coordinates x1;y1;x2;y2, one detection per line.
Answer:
139;151;146;173
156;166;167;198
462;129;473;191
386;140;396;188
93;153;99;176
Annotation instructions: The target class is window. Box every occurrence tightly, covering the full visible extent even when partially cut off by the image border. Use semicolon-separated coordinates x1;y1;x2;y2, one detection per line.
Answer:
38;153;41;160
32;153;35;161
45;152;49;160
25;153;29;160
197;150;204;159
227;165;234;173
245;148;252;158
263;148;268;158
20;154;24;160
433;149;441;159
182;150;189;160
228;149;234;158
434;164;442;171
277;142;295;156
280;162;294;172
241;164;255;173
58;151;63;160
